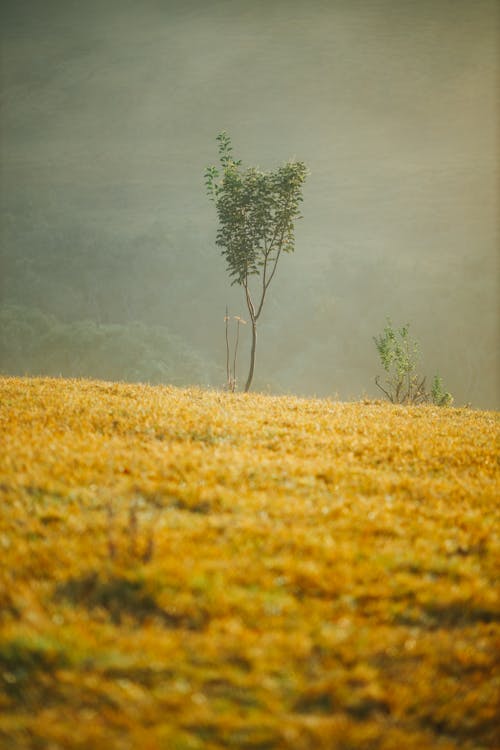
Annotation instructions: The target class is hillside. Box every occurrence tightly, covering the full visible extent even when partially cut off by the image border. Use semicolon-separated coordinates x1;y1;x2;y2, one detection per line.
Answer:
0;377;498;749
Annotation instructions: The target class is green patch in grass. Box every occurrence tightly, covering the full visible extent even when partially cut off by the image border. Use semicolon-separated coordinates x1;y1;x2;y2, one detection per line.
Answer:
55;572;208;629
0;635;69;702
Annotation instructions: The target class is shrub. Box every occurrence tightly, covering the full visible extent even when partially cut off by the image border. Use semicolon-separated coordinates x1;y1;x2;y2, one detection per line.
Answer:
374;319;453;406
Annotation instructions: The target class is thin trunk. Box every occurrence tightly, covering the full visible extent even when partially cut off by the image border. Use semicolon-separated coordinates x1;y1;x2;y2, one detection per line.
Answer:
244;319;257;392
225;306;230;388
233;320;240;388
243;279;258;393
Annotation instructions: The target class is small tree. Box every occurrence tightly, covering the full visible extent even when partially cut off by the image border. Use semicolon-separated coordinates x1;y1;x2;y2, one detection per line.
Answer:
205;132;307;392
374;319;453;406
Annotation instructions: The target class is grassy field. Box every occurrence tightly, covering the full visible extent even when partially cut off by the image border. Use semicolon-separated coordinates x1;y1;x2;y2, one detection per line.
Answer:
0;376;498;750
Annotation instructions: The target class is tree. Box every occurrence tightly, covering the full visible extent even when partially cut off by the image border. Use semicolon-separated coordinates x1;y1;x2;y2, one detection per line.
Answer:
205;132;308;392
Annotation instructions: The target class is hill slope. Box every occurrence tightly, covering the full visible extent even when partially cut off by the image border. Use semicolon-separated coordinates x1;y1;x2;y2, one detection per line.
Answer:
0;377;498;749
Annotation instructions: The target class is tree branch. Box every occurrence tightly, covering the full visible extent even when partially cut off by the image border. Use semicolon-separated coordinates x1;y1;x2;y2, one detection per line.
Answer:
375;376;394;403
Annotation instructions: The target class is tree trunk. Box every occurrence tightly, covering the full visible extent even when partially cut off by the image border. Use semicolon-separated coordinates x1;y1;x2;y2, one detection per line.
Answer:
244;319;257;392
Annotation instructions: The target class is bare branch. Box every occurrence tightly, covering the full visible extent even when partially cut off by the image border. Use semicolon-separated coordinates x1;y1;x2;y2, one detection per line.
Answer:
375;376;394;403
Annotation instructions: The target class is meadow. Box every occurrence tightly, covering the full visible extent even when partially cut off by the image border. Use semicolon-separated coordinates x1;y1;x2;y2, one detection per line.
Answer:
0;376;498;749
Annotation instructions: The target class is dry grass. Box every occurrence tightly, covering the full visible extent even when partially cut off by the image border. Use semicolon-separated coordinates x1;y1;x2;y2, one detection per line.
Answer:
0;376;498;749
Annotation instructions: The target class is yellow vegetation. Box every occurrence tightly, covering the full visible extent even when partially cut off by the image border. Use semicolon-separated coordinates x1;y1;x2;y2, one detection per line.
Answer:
0;377;498;749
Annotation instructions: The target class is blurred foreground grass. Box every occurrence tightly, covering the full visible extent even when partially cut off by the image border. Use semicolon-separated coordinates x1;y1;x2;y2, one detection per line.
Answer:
0;377;498;749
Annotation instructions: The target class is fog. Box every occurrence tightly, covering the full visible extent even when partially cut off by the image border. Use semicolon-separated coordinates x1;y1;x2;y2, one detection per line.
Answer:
1;0;498;407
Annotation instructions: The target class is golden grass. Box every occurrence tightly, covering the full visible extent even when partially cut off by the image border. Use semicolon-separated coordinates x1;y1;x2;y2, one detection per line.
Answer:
0;376;498;750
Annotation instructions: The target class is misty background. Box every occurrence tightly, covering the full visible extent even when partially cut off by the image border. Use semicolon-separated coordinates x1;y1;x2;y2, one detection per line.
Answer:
1;0;498;408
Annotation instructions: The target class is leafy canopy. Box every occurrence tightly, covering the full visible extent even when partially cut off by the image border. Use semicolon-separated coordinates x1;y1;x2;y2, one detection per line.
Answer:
205;132;308;289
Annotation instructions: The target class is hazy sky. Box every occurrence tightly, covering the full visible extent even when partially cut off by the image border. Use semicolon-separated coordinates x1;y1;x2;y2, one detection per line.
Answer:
1;0;498;406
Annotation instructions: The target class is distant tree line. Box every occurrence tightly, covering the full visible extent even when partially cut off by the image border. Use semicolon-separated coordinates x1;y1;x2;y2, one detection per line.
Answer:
0;305;217;386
